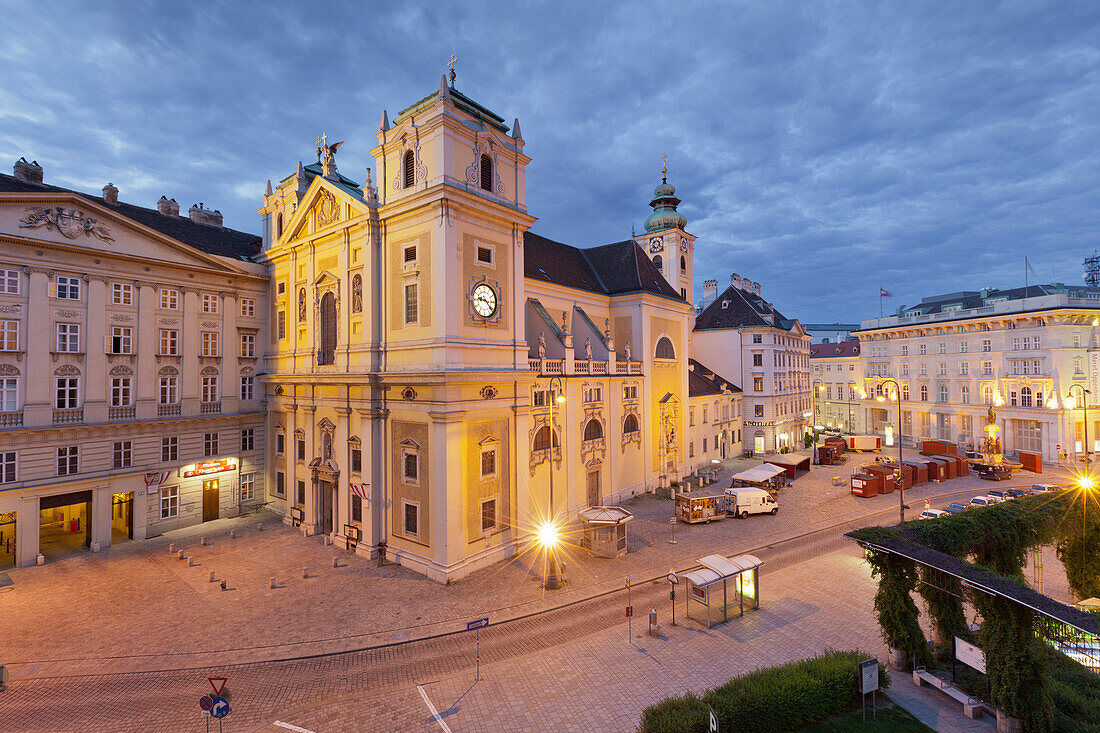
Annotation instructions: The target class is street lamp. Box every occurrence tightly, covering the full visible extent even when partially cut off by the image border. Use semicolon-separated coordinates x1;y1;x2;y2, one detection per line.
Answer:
876;378;907;524
812;380;824;463
1066;384;1092;480
544;375;567;590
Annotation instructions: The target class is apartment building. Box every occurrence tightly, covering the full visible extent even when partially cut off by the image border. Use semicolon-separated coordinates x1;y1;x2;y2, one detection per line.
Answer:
810;340;863;434
687;359;743;468
0;159;268;569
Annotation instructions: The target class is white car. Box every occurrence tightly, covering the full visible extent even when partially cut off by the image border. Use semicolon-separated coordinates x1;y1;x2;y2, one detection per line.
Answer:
969;496;996;508
918;509;948;520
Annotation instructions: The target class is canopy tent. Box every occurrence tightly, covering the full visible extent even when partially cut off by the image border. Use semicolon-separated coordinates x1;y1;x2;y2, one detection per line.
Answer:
731;464;786;484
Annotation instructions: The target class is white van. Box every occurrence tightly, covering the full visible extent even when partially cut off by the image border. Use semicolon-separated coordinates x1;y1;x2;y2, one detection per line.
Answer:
724;488;778;518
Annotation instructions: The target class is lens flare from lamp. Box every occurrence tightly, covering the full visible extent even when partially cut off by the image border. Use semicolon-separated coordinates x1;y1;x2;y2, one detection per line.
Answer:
1078;475;1096;491
536;520;561;548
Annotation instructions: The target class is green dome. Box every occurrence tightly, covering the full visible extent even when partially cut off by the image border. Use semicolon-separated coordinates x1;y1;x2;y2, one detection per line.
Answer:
644;177;687;233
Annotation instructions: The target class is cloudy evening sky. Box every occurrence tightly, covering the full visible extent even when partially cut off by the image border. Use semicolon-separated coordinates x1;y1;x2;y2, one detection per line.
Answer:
2;0;1098;323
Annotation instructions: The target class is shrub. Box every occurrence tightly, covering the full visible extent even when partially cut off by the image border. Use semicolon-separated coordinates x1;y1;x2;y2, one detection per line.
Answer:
1049;647;1100;733
638;650;889;733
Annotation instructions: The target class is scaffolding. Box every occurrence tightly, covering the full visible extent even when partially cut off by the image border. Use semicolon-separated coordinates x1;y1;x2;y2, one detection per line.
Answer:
1085;251;1100;288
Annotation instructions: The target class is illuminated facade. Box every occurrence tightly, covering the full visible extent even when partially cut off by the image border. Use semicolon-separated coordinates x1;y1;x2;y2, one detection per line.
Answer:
0;160;268;569
809;341;864;434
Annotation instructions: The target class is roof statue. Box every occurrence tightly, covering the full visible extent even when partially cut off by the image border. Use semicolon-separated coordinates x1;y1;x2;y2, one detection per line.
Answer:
317;134;344;182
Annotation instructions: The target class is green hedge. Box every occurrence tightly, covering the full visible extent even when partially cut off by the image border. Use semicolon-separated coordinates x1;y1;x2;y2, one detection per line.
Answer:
638;650;890;733
1050;647;1100;733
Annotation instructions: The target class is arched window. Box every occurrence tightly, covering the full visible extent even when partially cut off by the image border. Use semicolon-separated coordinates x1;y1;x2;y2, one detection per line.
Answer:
680;255;686;272
920;385;928;402
1020;386;1032;407
351;274;362;313
655;336;675;359
298;288;306;322
403;150;415;189
938;385;948;403
623;413;639;434
276;212;283;238
960;384;970;404
319;291;336;365
533;425;558;451
652;254;663;271
480;154;493;192
583;419;603;441
983;385;993;404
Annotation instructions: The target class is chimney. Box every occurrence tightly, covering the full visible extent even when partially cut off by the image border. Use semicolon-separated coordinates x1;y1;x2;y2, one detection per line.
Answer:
701;279;719;309
13;157;43;184
754;282;761;296
102;182;119;205
188;202;223;227
731;273;742;290
157;196;180;217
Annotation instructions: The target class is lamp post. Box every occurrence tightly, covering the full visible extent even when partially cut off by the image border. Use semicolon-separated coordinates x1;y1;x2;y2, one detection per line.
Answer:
812;380;824;464
1066;384;1092;479
876;378;907;524
847;382;855;433
544;375;566;590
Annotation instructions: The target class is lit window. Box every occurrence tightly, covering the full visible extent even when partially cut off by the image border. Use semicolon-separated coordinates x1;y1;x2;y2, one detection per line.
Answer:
112;283;133;305
240;298;255;317
159;329;178;356
0;320;18;351
160;486;179;519
201;331;219;357
160;288;178;309
240;472;255;501
201;293;219;313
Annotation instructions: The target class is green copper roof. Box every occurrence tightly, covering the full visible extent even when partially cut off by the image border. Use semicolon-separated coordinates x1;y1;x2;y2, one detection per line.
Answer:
395;85;509;133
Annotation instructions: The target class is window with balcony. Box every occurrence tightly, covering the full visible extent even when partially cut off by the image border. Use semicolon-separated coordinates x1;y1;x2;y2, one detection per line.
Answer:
55;377;78;408
159;376;178;404
110;377;132;407
0;377;17;412
201;376;218;403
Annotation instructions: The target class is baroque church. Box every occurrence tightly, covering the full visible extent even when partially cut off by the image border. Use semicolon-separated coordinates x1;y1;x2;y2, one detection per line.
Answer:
258;72;712;582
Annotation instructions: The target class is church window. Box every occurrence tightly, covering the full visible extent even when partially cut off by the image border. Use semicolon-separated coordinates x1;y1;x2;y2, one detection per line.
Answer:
276;213;283;238
403;150;415;188
533;425;558;451
680;255;686;272
351;274;362;313
481;499;497;533
404;284;419;325
319;292;336;365
480;154;493;192
1020;386;1033;407
623;414;639;434
652;255;663;271
402;450;418;483
298;288;306;322
403;501;419;538
655;336;675;359
480;446;497;478
583;419;603;441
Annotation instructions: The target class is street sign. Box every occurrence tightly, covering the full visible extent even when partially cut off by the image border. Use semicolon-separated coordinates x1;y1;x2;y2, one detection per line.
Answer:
210;696;230;719
955;636;986;674
199;695;214;711
859;659;879;694
466;617;489;631
667;572;679;585
208;677;228;696
708;704;718;732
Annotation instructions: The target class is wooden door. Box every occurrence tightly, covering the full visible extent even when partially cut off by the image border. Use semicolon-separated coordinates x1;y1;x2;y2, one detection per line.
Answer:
586;470;600;507
320;481;334;534
202;479;219;522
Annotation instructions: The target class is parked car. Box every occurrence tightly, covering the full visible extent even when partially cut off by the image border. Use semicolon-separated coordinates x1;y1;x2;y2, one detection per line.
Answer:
1005;489;1028;499
724;488;779;518
1031;484;1053;494
919;509;948;520
945;502;968;514
969;496;996;508
986;490;1010;502
978;465;1012;481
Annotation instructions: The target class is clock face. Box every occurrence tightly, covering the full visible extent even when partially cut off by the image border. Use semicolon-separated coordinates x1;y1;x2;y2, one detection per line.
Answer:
472;283;497;317
680;237;689;252
649;237;664;253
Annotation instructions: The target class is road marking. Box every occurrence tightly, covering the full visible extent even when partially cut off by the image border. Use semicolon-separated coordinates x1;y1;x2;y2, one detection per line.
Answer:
273;721;316;733
417;684;454;733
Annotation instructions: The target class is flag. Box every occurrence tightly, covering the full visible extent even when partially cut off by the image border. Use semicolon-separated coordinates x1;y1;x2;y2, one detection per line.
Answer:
1026;257;1037;277
879;288;892;297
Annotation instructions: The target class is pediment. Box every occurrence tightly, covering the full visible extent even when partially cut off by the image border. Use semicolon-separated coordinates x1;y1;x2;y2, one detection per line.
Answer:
314;270;340;287
282;176;369;245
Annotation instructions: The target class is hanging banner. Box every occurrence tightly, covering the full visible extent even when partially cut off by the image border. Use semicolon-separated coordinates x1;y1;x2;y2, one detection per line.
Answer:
1088;351;1100;404
350;483;370;501
955;636;986;674
144;471;172;487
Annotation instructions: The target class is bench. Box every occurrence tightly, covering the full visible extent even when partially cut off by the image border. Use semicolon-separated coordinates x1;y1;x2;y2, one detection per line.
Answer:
832;476;845;487
913;668;984;719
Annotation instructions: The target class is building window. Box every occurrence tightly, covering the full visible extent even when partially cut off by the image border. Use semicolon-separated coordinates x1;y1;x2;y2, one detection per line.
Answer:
753;377;763;392
655;336;675;359
297;480;306;505
983;385;994;404
920;385;928;402
533;425;558;451
901;363;909;376
403;150;415;189
753;353;763;367
583;419;603;441
938;362;947;376
1020;386;1033;408
981;339;991;352
404;245;417;263
351;274;363;313
480;446;497;478
652;254;663;271
754;404;764;417
241;428;255;452
351;493;362;522
623;384;638;400
753;334;762;344
112;440;132;469
110;377;132;407
240;376;254;401
277;311;286;340
57;446;78;476
319;291;337;365
403;451;418;483
201;331;219;357
240;472;255;501
275;432;285;456
0;268;20;294
161;436;178;462
477;246;493;264
159;376;178;404
404;283;418;325
0;319;17;352
55;377;79;409
480;154;493;191
938;342;946;354
960;362;969;376
981;361;993;376
112;283;133;305
297;438;306;461
275;471;285;496
481;498;497;533
919;344;927;355
160;288;178;309
56;323;80;352
240;333;255;357
240;297;255;317
583;386;602;403
277;281;286;296
959;341;968;353
160;486;179;519
159;329;178;355
201;376;218;403
55;276;80;300
403;501;420;538
961;385;970;404
938;385;948;403
109;326;132;354
623;413;640;434
204;432;219;457
0;377;17;411
0;451;15;483
201;293;219;313
351;447;362;473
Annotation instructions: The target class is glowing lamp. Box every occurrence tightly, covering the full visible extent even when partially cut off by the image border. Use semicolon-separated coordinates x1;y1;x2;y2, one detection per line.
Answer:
1065;395;1077;411
536;520;561;548
555;394;566;404
1078;476;1096;491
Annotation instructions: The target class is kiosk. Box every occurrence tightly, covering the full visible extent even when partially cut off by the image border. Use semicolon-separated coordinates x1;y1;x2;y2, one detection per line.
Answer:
675;490;727;524
680;553;763;629
578;506;633;558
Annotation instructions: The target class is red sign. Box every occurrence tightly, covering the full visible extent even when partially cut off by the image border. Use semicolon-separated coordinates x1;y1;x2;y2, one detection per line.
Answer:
208;677;227;696
626;606;633;617
184;460;236;478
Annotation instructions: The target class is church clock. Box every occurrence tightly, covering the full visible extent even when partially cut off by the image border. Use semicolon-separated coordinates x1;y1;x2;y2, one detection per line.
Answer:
472;283;498;318
679;236;689;252
649;236;664;253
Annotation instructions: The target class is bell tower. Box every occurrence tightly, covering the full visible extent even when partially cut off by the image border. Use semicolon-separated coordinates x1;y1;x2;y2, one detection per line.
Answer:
635;157;694;305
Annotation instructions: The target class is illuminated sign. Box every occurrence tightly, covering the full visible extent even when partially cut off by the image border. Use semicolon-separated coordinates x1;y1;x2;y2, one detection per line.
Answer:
885;426;894;447
183;459;236;478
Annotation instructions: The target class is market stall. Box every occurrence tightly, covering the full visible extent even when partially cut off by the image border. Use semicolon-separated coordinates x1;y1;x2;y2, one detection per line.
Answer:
675;489;727;524
763;452;812;478
729;463;787;494
578;506;633;558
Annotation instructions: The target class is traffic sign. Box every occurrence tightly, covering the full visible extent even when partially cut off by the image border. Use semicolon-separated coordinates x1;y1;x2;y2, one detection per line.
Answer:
208;677;228;696
466;617;489;631
199;695;214;711
210;695;230;719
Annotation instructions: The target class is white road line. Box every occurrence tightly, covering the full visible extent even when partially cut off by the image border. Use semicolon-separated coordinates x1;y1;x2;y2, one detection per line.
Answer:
273;721;316;733
417;684;454;733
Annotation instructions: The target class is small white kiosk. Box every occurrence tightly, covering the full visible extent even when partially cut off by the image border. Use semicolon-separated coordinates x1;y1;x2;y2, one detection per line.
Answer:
679;553;763;628
578;506;633;558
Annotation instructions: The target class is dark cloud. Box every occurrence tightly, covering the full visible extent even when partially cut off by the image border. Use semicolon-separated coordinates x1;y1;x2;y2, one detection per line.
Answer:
1;0;1098;322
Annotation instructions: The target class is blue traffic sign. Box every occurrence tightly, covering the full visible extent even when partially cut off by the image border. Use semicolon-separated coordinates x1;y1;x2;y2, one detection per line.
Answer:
210;696;230;719
199;695;214;711
466;617;489;631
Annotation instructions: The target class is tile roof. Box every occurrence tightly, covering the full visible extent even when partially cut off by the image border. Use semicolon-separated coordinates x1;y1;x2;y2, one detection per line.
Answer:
0;173;261;260
809;341;861;358
694;283;793;331
523;232;683;301
688;358;741;396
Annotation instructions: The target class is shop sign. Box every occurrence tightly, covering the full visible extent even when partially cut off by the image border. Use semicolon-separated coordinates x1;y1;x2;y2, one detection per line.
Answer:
183;459;236;478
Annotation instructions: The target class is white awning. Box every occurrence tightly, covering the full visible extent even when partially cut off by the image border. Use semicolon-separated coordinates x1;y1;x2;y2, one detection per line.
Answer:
732;464;786;482
577;506;634;525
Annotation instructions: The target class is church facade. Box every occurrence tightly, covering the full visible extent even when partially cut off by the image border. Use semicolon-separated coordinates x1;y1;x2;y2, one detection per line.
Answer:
257;76;700;582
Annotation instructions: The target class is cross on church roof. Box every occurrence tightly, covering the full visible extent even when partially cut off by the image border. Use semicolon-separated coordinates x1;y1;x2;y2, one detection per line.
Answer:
316;132;327;162
448;54;458;86
661;153;668;181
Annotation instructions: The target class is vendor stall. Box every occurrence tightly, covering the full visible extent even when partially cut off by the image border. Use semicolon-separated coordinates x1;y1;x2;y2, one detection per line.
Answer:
763;452;812;478
679;553;763;629
729;464;787;495
850;473;881;497
578;506;633;558
675;490;727;524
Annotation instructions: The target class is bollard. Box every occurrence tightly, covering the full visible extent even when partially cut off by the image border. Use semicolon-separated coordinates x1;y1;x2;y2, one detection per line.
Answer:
302;567;308;579
270;577;276;589
177;549;185;560
332;557;338;568
220;579;226;591
230;529;236;539
209;571;215;583
168;543;175;554
649;609;658;637
200;536;207;546
187;556;194;567
258;522;264;531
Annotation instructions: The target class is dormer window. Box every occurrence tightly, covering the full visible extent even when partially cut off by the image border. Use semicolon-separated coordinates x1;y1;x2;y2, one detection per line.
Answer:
403;150;415;189
480;154;493;192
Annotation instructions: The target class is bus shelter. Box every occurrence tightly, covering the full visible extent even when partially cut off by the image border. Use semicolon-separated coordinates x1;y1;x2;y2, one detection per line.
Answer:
679;553;763;628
